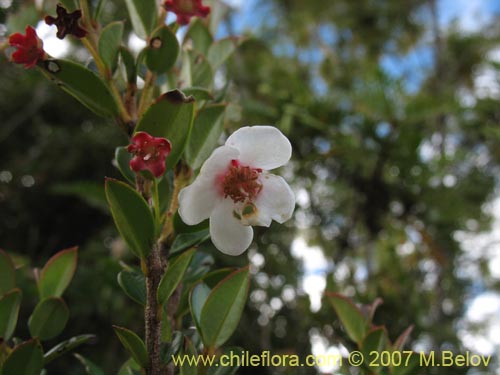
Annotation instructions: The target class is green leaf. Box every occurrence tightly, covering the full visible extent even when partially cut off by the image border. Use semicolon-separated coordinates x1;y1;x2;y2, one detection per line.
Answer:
38;247;78;299
184;19;213;56
135;90;195;170
157;249;195;305
105;178;155;258
145;26;180;74
2;339;44;375
117;269;147;305
326;293;368;344
114;147;136;185
173;211;208;234
113;326;149;369
0;249;16;295
74;353;107;375
41;59;118;117
28;297;69;341
0;288;22;341
180;51;214;89
99;21;124;72
393;325;414;351
186;104;226;170
207;347;242;375
44;334;96;364
160;331;183;365
189;282;211;331
124;0;156;39
170;229;210;255
58;0;77;11
199;267;250;348
391;352;421;375
207;37;240;70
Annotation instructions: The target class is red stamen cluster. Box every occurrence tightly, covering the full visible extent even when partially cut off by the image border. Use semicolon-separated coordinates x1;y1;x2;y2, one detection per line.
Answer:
162;0;210;25
45;4;87;39
127;132;172;178
222;160;263;203
8;26;46;69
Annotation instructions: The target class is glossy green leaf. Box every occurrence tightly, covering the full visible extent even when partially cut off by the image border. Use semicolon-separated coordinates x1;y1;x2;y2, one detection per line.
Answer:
99;21;124;72
135;90;195;170
38;247;78;299
180;51;214;89
113;325;149;368
0;249;16;295
145;26;180;74
189;282;211;330
184;19;213;56
157;249;195;305
114;147;136;185
184;252;214;282
0;288;22;340
2;339;44;375
41;59;118;117
186;104;226;170
199;267;250;348
117;269;147;305
29;297;69;340
124;0;156;39
74;353;107;375
326;293;368;344
160;331;183;365
105;178;155;258
170;229;210;255
44;334;96;364
207;37;240;70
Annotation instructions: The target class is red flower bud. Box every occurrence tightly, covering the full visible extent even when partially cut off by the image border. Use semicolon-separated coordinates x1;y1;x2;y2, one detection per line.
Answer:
162;0;210;25
8;26;46;69
45;4;87;39
127;132;172;178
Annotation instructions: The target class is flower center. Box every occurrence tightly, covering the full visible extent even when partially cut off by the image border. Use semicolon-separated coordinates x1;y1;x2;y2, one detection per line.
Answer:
178;0;195;12
136;142;160;162
221;160;263;203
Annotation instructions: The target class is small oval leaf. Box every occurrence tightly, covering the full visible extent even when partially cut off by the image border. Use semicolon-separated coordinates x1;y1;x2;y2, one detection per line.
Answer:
207;37;240;70
157;249;195;305
186;104;226;170
105;178;155;258
124;0;156;39
2;339;44;375
118;269;147;305
0;288;22;340
184;19;213;56
199;267;250;349
28;297;69;340
74;353;108;375
42;59;118;117
114;147;136;184
135;90;195;170
113;325;149;369
326;293;368;344
38;247;78;299
99;21;124;71
0;249;16;295
145;26;180;74
170;229;210;256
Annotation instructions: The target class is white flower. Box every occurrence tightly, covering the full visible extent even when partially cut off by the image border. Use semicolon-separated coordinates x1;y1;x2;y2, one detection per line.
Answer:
178;126;295;255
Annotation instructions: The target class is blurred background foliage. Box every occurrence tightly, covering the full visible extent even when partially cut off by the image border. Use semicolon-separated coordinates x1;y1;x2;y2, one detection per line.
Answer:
1;0;500;374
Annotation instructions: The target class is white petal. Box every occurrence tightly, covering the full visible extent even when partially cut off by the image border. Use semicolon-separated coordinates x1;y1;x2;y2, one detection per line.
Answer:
178;145;239;225
226;126;292;170
250;173;295;226
210;199;253;256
